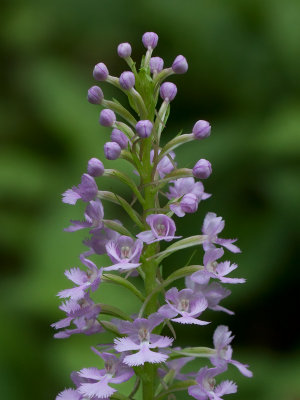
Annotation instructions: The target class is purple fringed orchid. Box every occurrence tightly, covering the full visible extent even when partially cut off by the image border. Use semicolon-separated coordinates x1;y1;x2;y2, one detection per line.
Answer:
167;177;211;217
62;174;98;205
202;212;241;253
211;326;253;378
191;248;245;285
57;259;102;301
56;389;82;400
52;294;102;338
158;349;195;381
105;235;143;271
77;349;134;399
136;214;181;244
150;149;176;178
65;199;104;232
114;314;173;366
186;277;234;315
158;287;209;325
83;225;120;256
188;366;237;400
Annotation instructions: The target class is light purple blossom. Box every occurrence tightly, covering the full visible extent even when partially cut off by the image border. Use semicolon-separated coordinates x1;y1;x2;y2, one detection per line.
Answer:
114;313;173;366
87;158;104;177
105;235;143;271
192;120;211;140
52;294;102;338
191;248;245;285
136;120;153;138
172;55;188;74
110;128;129;149
119;71;135;90
57;258;102;301
160;82;177;102
186;277;234;315
65;199;104;233
136;214;181;244
87;86;104;105
202;212;241;253
158;287;209;325
162;354;195;381
117;42;132;58
150;57;164;74
93;63;109;81
77;349;134;399
150;149;176;178
193;159;212;180
83;224;121;255
56;389;82;400
142;32;158;49
167;177;210;217
99;109;116;127
188;366;237;400
62;174;98;205
211;326;253;378
104;141;121;160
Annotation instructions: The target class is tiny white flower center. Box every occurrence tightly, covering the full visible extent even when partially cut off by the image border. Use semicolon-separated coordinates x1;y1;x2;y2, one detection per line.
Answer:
121;245;131;259
207;261;218;273
105;360;116;375
138;327;150;342
178;298;190;312
156;223;166;236
203;377;216;391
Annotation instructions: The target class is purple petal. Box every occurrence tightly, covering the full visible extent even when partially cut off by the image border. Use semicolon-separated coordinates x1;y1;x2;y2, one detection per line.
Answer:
78;367;104;380
78;377;116;398
136;230;156;244
103;262;140;271
230;360;253;377
124;344;168;366
149;336;173;348
65;268;88;285
56;388;82;400
215;238;241;253
171;316;210;325
64;220;92;232
215;380;238;396
114;337;140;352
62;189;81;205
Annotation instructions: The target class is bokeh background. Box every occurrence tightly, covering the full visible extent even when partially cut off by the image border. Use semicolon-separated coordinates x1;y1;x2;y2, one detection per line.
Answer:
1;0;300;399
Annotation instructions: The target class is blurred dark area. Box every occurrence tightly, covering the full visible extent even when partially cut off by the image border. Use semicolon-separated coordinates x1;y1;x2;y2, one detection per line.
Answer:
1;0;299;399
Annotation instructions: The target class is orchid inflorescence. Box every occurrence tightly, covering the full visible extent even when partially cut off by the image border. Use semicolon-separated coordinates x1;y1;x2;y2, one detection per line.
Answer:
54;31;252;400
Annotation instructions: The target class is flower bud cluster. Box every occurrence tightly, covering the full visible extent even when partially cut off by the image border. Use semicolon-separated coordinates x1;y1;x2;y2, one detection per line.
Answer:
55;32;252;400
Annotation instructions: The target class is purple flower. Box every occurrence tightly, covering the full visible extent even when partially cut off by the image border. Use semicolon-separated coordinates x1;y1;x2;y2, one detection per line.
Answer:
62;174;98;205
188;366;237;400
192;120;211;140
77;349;134;399
191;248;245;285
150;149;176;178
202;212;241;253
104;141;121;160
135;120;153;138
114;314;173;366
65;199;104;232
117;42;132;58
136;214;181;244
83;225;120;255
158;287;209;325
167;177;210;217
119;71;135;90
52;294;102;338
150;57;164;74
211;326;253;378
57;259;102;301
99;109;116;127
142;32;158;49
193;159;212;179
160;353;195;381
87;158;104;177
87;86;104;105
56;389;82;400
110;128;129;149
160;82;177;102
105;235;143;271
186;277;234;315
93;63;109;81
172;55;188;74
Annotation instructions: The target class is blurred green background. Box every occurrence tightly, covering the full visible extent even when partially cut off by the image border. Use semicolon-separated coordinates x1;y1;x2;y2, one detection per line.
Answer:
1;0;300;398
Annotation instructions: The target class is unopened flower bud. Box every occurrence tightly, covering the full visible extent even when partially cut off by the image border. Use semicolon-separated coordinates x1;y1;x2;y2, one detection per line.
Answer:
193;159;212;179
111;128;128;149
172;55;188;74
135;120;153;138
119;71;135;90
180;193;199;214
117;42;132;58
87;158;104;177
93;63;109;81
99;109;116;127
160;82;177;102
142;32;158;49
87;86;104;104
150;57;164;74
104;142;121;160
192;120;211;140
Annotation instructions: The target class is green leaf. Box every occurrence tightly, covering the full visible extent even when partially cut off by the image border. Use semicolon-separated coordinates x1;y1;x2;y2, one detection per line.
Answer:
103;219;133;238
168;346;216;360
102;99;137;127
102;273;145;302
159;133;194;159
155;379;197;399
99;303;132;321
152;235;206;264
166;264;203;282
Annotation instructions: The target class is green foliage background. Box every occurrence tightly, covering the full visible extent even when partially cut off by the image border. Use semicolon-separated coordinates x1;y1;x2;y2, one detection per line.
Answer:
1;0;299;398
